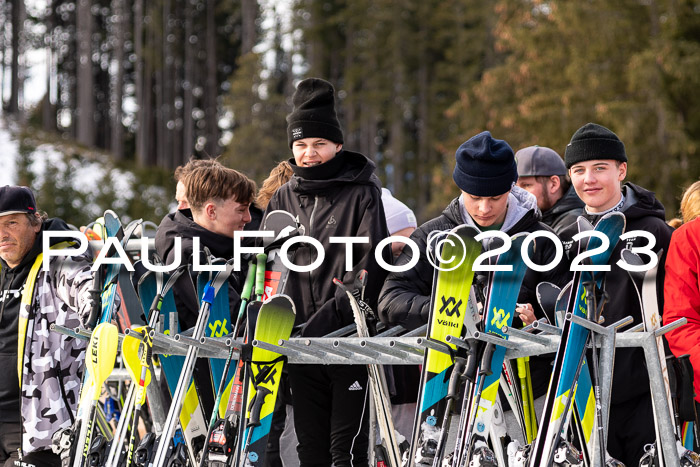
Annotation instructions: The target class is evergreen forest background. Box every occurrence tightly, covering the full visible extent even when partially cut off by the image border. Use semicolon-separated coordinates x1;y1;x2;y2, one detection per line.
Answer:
1;0;699;225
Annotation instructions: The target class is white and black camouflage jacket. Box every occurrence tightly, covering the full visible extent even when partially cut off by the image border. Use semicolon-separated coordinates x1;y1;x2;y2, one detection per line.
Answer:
18;228;94;454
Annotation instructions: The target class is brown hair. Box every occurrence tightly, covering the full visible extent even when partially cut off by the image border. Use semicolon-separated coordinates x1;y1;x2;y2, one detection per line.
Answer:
535;175;571;197
26;211;47;227
680;180;700;224
256;161;294;209
185;164;257;212
174;158;222;182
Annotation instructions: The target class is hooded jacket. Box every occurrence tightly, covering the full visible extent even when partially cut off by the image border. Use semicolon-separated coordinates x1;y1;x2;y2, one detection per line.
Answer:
561;182;673;404
0;218;93;453
542;185;584;234
155;209;244;330
663;218;700;402
379;186;568;329
379;187;569;398
266;150;391;337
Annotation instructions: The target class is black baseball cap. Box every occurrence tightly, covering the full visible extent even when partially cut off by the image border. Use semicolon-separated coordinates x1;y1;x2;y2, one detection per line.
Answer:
516;146;567;177
0;186;37;217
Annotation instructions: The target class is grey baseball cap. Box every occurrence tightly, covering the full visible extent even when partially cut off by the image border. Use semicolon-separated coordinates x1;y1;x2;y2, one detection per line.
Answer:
516;146;567;177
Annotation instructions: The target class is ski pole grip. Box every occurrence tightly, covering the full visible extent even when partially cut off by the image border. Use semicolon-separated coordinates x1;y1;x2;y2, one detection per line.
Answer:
464;339;480;383
248;386;272;427
479;342;495;377
447;358;466;400
254;253;267;299
241;261;257;302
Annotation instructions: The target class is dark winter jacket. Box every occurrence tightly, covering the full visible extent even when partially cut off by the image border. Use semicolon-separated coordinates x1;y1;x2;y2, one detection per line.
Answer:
266;150;391;337
0;219;93;453
542;185;584;235
155;209;244;330
379;187;568;329
560;182;674;405
379;187;570;398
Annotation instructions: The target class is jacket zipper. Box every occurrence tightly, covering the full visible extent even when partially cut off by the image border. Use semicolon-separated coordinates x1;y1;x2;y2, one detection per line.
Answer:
307;196;320;316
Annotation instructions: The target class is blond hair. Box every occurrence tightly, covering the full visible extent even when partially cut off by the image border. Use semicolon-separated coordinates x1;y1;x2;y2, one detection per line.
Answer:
256;161;294;210
680;181;700;224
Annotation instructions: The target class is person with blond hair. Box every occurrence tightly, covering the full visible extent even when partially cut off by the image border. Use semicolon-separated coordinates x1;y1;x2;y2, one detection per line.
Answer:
256;160;294;210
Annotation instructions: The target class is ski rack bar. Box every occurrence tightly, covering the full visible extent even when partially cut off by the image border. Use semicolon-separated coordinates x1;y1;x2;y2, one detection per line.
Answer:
88;237;155;254
531;319;563;335
502;325;552;346
52;315;689;466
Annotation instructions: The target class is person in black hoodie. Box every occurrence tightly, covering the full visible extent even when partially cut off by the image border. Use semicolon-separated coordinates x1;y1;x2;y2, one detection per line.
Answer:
378;132;569;444
264;78;390;467
562;123;673;466
0;186;95;467
155;163;256;421
515;145;584;235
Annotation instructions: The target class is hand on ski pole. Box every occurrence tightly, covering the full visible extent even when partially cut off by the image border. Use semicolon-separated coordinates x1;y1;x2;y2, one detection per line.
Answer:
515;303;536;326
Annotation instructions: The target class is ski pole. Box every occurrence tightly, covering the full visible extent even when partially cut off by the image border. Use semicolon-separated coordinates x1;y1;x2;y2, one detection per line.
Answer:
151;262;234;467
125;328;153;467
584;277;606;467
230;253;267;467
461;341;495;467
433;357;467;467
72;322;119;467
198;259;257;467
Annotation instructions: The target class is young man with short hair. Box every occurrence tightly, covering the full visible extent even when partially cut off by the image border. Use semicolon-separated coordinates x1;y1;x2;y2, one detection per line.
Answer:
563;122;674;466
515;145;584;234
379;132;569;439
155;164;256;420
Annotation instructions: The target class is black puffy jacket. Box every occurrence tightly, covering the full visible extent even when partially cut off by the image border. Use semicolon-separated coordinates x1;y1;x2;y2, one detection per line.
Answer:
266;150;391;337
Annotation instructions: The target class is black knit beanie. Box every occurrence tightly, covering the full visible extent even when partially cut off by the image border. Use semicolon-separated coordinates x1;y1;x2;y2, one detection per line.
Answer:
453;131;518;197
286;78;344;148
564;123;627;168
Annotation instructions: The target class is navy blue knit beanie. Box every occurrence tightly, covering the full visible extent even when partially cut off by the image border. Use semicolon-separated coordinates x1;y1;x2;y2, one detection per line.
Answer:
453;131;518;196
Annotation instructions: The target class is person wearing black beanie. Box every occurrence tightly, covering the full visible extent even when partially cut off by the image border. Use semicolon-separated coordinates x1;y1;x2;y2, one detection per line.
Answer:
559;122;674;466
265;77;391;466
379;132;570;452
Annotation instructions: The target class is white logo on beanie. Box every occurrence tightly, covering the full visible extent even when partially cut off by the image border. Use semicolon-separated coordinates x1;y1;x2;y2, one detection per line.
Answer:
292;127;303;140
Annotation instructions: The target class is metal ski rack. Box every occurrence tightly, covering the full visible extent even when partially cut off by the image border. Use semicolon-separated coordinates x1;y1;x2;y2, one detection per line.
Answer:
53;314;689;467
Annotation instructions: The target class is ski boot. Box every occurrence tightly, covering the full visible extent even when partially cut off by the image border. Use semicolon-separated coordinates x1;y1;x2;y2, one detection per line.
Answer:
469;440;497;467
